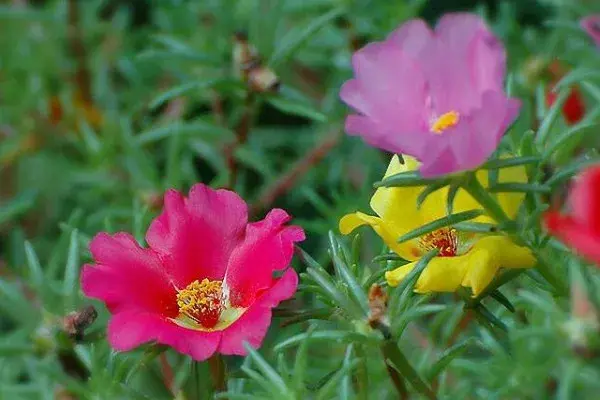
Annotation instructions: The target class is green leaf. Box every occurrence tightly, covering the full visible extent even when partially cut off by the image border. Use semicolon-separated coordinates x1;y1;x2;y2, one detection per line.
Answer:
24;241;44;290
446;183;460;215
375;171;443;188
488;182;551;194
425;339;476;381
291;326;315;392
63;229;80;311
149;79;222;109
0;190;37;226
543;122;596;161
266;96;327;123
270;7;345;65
243;343;290;395
490;290;515;313
481;156;541;169
554;69;600;89
274;331;376;352
388;249;439;318
396;210;483;244
382;340;436;399
545;156;600;186
417;180;452;209
315;359;359;400
453;222;498;234
136;121;233;145
329;233;369;316
536;87;570;146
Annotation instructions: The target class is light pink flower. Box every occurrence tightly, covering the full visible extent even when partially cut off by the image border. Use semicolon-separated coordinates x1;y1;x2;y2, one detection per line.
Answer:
581;15;600;47
340;13;520;177
81;184;304;361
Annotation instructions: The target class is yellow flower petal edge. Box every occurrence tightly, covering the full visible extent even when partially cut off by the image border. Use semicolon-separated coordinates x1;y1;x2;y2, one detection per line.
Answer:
339;212;418;261
385;235;536;296
385;254;470;293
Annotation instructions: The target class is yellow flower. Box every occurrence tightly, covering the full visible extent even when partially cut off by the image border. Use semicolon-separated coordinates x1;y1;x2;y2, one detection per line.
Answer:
340;155;536;297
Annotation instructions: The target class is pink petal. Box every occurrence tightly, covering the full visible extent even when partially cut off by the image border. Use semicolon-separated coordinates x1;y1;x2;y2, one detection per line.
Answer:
418;91;519;177
388;19;433;58
422;13;505;114
146;184;248;288
581;15;600;47
108;311;221;361
340;39;430;157
219;268;298;355
81;233;178;317
224;209;304;308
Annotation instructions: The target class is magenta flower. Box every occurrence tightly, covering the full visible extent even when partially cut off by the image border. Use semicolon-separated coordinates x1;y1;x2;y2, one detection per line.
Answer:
81;184;304;361
340;13;520;177
581;15;600;47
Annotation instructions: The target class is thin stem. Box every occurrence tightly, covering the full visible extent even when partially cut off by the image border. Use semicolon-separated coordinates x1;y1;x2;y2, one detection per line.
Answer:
462;174;509;224
208;354;228;394
381;340;437;400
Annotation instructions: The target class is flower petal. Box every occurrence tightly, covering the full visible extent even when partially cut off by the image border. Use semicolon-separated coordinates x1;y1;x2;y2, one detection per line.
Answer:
416;13;506;115
339;211;418;261
340;37;430;157
224;209;304;308
385;254;470;292
219;268;298;355
388;19;433;58
108;311;221;361
462;236;535;296
146;184;248;288
81;233;178;317
570;165;600;232
545;212;600;265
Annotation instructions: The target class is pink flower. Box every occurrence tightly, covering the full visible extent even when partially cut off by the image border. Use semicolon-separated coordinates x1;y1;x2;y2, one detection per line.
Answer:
81;184;305;361
581;15;600;48
340;13;520;177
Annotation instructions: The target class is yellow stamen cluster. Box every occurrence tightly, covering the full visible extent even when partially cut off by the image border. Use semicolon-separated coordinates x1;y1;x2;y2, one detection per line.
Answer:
431;111;460;134
177;279;224;328
419;228;458;257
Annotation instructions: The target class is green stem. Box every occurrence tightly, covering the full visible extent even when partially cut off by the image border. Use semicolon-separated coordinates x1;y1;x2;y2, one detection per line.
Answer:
462;174;509;224
354;344;369;400
208;354;228;394
381;340;437;400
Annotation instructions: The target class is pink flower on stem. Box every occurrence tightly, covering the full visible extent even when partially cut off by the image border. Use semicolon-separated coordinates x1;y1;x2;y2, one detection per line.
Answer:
340;13;520;177
81;184;304;361
581;15;600;48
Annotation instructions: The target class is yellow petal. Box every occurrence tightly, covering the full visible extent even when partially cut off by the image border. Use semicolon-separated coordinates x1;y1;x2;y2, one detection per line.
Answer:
339;212;419;261
461;236;536;296
370;155;447;238
339;212;371;235
385;254;470;293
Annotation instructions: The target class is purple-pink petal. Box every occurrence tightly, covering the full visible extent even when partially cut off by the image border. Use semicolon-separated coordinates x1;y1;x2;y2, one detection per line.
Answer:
340;12;519;176
581;15;600;47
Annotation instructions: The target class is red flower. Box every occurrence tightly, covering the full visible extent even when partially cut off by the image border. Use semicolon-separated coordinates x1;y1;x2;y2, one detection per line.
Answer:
544;165;600;265
81;184;305;361
546;85;586;125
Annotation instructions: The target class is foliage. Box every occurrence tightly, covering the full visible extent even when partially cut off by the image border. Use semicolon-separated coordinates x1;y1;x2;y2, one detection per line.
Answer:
2;0;600;399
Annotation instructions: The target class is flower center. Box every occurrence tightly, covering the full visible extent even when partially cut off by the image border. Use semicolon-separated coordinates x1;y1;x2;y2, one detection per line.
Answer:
419;228;458;257
177;279;224;329
431;111;460;134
